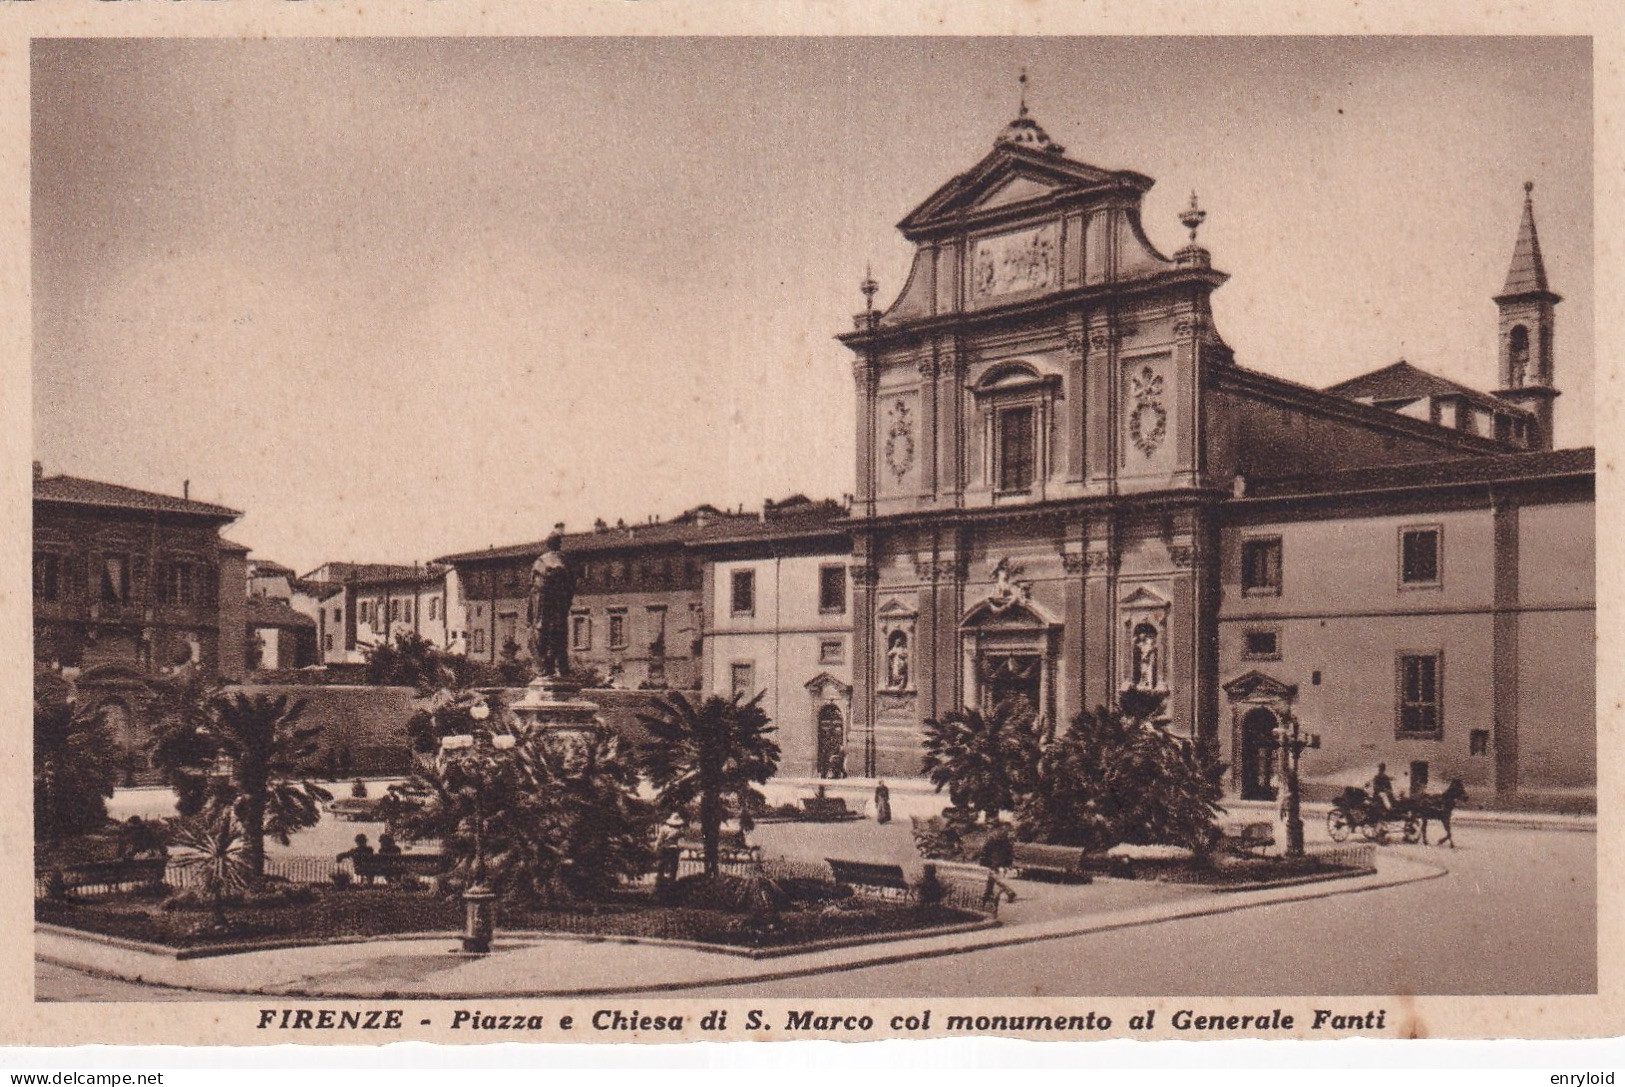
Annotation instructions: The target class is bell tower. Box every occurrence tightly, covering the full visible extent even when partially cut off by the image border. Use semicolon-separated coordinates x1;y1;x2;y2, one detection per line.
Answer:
1493;181;1561;450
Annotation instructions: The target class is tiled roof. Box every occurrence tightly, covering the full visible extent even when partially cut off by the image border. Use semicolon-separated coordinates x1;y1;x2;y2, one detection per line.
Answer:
34;474;241;520
1324;360;1529;419
301;562;425;583
246;596;316;628
1243;447;1593;500
434;500;849;565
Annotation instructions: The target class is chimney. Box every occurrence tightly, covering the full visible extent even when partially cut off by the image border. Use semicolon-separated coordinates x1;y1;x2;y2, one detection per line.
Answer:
183;480;190;500
32;461;42;482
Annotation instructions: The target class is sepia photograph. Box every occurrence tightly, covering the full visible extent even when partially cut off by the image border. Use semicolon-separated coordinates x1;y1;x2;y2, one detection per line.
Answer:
20;31;1603;1036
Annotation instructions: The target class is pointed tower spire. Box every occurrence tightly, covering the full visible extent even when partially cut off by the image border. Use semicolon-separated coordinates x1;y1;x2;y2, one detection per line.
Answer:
1493;181;1561;451
1500;181;1553;298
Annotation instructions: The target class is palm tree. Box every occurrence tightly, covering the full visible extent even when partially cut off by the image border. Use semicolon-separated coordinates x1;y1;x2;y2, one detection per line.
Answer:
169;809;253;930
920;697;1042;824
34;669;122;848
637;691;780;878
151;690;330;879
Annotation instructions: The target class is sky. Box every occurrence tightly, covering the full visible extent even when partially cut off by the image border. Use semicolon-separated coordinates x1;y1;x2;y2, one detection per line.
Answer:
31;37;1593;574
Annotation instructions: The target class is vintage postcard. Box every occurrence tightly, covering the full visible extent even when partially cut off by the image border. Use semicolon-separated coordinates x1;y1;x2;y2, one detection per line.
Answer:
1;0;1618;1048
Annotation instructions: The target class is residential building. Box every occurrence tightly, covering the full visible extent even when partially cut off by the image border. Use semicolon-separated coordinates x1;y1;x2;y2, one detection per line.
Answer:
32;464;247;774
694;498;853;777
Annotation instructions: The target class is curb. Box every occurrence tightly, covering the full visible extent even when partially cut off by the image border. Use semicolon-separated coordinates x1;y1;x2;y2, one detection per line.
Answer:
37;852;1446;1000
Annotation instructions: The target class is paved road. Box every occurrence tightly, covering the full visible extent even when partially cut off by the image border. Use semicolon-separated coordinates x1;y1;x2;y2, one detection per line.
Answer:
668;825;1595;997
37;824;1592;1000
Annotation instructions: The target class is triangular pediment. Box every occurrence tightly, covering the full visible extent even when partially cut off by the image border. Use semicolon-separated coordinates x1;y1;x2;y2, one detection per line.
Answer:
876;598;917;621
803;672;853;699
1119;585;1172;610
977;174;1061;210
898;145;1144;238
1221;669;1299;702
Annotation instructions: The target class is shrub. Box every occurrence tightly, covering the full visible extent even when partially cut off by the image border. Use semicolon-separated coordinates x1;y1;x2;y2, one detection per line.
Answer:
1018;693;1226;854
672;873;789;914
329;869;353;890
914;865;948;908
920;699;1042;823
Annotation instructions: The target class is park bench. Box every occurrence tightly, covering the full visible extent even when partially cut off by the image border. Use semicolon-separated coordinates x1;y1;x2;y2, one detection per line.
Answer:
44;856;169;895
329;797;386;822
826;858;912;899
349;852;447;885
1224;821;1276;857
679;830;762;868
800;796;862;822
1010;842;1093;884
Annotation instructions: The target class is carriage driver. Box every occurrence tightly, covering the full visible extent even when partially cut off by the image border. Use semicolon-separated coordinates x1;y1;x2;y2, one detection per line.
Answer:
1370;763;1398;814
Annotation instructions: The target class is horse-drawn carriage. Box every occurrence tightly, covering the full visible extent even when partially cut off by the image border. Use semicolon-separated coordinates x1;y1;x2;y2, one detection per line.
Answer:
1326;786;1422;844
1326;780;1469;846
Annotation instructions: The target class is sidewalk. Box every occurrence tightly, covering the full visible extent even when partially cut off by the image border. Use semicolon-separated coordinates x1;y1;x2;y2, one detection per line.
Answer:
37;849;1445;999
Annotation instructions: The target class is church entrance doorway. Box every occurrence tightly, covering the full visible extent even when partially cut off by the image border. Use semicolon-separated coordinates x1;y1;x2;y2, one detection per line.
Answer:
816;703;846;778
982;654;1042;716
1240;707;1279;801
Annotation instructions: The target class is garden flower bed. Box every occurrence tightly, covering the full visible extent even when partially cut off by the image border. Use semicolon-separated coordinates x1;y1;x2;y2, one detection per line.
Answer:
37;880;986;954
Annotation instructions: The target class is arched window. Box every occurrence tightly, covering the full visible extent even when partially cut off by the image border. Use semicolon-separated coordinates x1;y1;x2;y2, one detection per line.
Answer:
1509;325;1530;385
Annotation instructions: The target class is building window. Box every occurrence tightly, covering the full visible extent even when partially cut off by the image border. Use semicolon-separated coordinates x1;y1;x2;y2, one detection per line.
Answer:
819;638;845;665
818;564;847;614
429;598;438;621
1397;652;1443;738
688;602;704;657
403;600;413;624
99;554;129;604
731;569;756;616
472;629;486;654
996;405;1037;493
647;605;667;653
333;607;342;624
1470;729;1490;756
156;562;196;606
389;599;401;622
1240;537;1282;595
32;552;59;601
1400;526;1441;587
571;613;592;651
322;633;333;652
730;662;755;699
1242;629;1280;661
608;610;627;649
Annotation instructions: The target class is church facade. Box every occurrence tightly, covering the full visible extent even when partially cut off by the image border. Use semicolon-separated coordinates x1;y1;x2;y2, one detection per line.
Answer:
839;110;1593;806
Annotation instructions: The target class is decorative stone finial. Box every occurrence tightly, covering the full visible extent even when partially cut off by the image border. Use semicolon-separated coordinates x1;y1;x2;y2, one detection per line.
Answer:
1018;68;1029;118
1180;191;1207;244
860;264;879;312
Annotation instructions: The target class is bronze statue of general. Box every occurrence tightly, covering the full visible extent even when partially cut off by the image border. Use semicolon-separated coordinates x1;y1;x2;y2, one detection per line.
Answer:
528;530;574;677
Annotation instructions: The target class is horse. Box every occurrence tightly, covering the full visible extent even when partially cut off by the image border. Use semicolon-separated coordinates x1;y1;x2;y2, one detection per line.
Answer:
1410;779;1469;847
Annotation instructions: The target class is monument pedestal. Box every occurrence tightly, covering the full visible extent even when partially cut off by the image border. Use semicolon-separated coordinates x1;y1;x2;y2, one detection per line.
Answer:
509;675;605;744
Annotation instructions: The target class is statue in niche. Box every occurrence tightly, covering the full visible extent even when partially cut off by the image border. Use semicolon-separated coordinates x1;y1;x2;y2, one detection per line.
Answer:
1131;621;1162;691
885;629;910;691
528;529;575;677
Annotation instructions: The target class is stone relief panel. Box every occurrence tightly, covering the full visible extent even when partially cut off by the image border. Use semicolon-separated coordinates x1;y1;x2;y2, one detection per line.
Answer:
1122;353;1174;472
878;391;921;496
970;222;1059;302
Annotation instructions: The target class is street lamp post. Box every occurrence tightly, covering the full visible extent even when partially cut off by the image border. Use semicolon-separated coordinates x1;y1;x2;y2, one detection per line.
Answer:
1271;694;1321;858
440;700;511;955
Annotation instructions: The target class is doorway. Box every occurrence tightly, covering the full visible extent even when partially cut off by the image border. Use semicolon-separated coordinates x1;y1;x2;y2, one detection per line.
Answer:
1240;707;1279;801
816;704;846;778
982;654;1042;716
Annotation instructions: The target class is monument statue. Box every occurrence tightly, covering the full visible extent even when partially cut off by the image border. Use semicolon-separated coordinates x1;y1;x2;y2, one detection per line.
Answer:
528;528;575;677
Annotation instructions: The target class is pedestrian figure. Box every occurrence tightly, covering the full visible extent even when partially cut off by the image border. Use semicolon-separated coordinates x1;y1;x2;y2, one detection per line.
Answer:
351;777;369;799
874;780;892;824
654;812;685;900
339;833;375;885
977;824;1018;904
378;833;401;856
829;750;847;779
